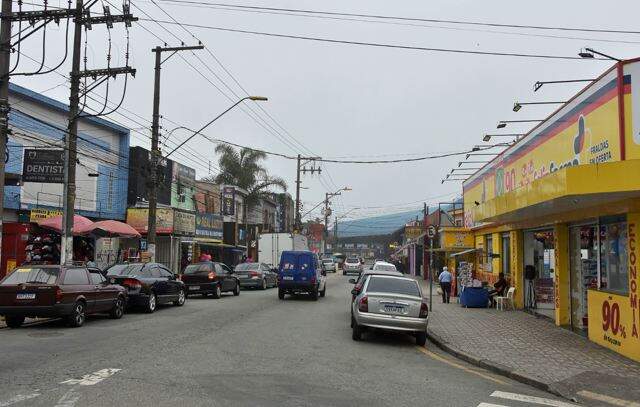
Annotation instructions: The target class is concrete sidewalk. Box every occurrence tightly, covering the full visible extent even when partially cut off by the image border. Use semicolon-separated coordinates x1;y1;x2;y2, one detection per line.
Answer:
419;279;640;404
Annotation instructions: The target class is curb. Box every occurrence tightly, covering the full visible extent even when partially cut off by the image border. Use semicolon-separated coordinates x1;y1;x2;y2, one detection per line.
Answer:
0;318;52;330
426;329;573;401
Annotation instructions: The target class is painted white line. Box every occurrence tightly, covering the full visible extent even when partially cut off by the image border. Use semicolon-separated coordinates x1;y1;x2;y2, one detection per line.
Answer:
491;391;577;407
0;393;40;406
577;390;640;407
60;368;122;386
54;388;80;407
478;403;510;407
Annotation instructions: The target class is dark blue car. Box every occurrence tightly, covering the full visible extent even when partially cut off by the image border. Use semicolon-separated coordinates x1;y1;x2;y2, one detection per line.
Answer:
277;251;327;301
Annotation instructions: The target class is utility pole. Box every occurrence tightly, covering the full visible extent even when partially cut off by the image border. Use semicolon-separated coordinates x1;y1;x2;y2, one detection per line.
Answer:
147;44;203;262
293;154;321;232
61;1;136;264
0;0;12;268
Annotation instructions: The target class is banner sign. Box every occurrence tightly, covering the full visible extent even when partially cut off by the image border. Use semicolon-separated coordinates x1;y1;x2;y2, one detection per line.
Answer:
195;213;223;239
173;210;195;236
29;208;63;222
126;208;174;234
22;149;64;183
441;229;475;250
222;187;235;216
405;226;423;240
463;69;623;227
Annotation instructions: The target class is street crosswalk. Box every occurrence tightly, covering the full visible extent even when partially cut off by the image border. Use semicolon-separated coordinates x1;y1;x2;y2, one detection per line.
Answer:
476;391;578;407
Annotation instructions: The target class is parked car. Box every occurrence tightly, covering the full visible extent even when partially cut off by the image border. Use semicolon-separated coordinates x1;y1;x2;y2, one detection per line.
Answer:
342;257;363;275
321;257;336;273
277;250;326;301
348;269;403;302
351;274;428;346
0;265;126;328
106;263;186;312
180;262;240;298
371;261;398;272
235;262;277;289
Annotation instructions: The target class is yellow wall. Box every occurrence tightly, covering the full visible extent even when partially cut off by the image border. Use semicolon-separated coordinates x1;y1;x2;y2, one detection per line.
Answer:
510;230;524;308
554;224;571;326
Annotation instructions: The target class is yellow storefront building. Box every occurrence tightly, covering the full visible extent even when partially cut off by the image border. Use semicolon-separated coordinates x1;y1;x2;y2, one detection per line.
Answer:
462;59;640;362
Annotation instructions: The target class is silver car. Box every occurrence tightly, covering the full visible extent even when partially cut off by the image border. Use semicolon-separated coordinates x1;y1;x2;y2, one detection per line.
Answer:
351;275;429;346
321;258;336;273
342;257;363;275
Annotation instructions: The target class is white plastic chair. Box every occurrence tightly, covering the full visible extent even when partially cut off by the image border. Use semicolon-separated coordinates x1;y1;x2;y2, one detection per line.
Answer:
496;287;515;311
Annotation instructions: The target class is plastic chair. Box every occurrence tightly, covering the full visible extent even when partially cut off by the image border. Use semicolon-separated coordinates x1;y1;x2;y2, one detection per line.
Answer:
496;287;515;311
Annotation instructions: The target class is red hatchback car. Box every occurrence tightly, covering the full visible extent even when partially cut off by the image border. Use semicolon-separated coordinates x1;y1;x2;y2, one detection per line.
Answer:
0;265;127;328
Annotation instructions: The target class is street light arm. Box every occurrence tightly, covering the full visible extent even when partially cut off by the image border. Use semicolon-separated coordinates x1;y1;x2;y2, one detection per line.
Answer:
165;96;264;158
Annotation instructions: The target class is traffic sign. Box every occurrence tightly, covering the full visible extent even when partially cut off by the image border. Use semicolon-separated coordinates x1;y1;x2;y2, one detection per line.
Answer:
427;225;437;238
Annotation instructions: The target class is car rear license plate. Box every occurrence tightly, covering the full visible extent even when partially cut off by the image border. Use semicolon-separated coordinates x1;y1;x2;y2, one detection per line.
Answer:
189;286;200;291
384;305;405;313
283;276;294;280
16;293;36;300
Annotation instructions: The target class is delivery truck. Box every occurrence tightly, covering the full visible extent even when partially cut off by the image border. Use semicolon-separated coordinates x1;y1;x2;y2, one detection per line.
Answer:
258;233;309;269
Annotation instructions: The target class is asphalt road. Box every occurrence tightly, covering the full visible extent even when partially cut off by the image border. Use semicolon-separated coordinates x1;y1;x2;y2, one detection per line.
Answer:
0;273;579;407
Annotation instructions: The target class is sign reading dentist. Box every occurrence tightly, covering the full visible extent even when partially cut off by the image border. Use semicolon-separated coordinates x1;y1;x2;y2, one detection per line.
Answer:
22;149;65;183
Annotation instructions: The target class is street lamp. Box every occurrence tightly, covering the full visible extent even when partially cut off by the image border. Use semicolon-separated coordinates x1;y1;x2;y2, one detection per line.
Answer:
466;153;499;159
579;47;620;61
483;133;523;142
513;101;565;112
458;161;489;167
497;120;542;129
534;79;595;92
165;95;268;158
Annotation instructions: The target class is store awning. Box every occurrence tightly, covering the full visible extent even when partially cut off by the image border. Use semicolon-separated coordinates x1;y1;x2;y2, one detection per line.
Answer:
37;214;93;236
473;160;640;225
79;220;141;238
450;248;482;258
194;237;223;244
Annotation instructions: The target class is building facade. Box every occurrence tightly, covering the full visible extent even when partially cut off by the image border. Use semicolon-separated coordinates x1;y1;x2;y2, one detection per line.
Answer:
462;59;640;362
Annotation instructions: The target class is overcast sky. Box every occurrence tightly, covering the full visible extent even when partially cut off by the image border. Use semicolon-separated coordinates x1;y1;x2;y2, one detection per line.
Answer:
13;0;640;221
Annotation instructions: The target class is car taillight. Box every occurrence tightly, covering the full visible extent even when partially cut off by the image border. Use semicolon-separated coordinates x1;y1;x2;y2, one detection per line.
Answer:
123;278;141;290
358;296;368;312
419;302;429;318
310;276;316;285
354;284;362;294
208;271;217;280
55;286;63;303
249;271;259;277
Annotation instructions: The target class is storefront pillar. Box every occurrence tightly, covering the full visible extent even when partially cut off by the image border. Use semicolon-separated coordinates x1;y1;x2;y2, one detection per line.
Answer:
554;224;571;326
491;232;501;274
510;230;524;309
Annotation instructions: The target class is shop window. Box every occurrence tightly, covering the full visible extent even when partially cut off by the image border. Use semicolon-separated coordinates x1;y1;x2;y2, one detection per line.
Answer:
485;234;493;272
599;215;628;294
501;233;511;277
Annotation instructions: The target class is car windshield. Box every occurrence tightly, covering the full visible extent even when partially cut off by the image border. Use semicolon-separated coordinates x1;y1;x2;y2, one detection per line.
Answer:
106;264;144;276
366;276;420;297
235;263;260;271
183;264;213;274
346;258;359;263
1;267;59;285
322;259;333;263
374;264;397;272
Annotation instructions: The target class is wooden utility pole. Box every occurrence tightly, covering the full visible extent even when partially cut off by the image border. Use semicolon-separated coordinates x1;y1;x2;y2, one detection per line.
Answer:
147;45;203;262
0;0;12;268
61;1;136;264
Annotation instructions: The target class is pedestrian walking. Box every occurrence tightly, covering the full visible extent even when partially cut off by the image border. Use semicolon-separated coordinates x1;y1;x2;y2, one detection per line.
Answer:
438;266;452;303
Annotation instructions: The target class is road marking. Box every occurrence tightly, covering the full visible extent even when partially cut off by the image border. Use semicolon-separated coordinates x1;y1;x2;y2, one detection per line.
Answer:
0;393;40;406
477;403;510;407
54;388;80;407
60;368;122;386
491;391;577;406
416;346;507;385
577;390;640;407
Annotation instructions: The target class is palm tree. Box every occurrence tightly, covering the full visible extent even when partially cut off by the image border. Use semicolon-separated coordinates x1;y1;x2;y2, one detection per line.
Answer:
204;144;287;208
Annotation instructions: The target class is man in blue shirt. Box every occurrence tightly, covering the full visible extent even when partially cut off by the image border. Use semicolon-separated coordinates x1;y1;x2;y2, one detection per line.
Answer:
438;266;453;303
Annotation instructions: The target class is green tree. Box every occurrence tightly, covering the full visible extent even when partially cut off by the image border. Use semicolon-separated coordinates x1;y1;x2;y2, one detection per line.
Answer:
205;144;287;208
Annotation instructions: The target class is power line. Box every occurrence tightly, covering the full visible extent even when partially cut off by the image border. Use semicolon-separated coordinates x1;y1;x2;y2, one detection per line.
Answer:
151;0;640;35
142;19;609;60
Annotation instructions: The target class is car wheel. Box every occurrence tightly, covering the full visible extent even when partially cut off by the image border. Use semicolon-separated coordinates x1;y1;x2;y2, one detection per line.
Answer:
145;292;157;313
109;296;125;319
352;322;362;341
5;315;25;328
278;288;285;300
350;315;355;328
310;288;318;301
173;288;186;306
342;270;346;275
416;331;427;347
68;301;86;327
211;284;221;299
261;279;267;290
320;285;326;298
233;281;240;296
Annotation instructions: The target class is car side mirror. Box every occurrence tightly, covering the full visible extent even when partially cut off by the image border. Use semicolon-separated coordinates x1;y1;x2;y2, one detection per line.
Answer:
350;289;357;295
348;278;356;284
